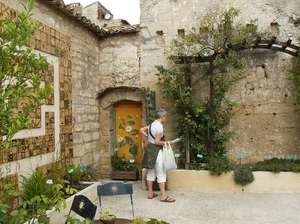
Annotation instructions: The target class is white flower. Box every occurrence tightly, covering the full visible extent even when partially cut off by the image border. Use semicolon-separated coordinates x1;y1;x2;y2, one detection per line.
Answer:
126;126;132;132
118;136;124;142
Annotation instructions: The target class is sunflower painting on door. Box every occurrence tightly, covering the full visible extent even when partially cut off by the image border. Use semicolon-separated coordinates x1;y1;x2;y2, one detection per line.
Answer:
114;103;143;163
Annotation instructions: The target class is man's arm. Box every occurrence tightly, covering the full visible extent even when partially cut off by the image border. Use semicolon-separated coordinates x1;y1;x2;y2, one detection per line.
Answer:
155;132;174;146
140;126;149;137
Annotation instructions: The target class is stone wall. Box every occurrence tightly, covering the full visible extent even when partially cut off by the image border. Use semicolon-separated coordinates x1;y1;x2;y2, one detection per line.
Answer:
97;33;142;177
2;0;300;181
33;0;101;171
1;0;101;176
139;0;300;163
32;0;101;171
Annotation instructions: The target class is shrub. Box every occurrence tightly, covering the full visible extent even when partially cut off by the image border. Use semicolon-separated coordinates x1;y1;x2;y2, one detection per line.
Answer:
81;165;97;181
64;163;97;183
234;164;254;186
251;157;300;173
20;168;52;200
111;155;139;171
64;165;82;183
204;156;236;175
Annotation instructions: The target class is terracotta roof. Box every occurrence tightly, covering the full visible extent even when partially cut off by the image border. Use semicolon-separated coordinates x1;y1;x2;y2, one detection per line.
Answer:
41;0;140;37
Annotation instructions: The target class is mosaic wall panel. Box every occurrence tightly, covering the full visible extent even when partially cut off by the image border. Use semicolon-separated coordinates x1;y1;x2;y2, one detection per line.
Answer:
0;2;73;165
0;174;19;210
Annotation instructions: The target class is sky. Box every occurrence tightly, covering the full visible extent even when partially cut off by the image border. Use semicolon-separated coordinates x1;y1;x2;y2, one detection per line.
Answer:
63;0;140;24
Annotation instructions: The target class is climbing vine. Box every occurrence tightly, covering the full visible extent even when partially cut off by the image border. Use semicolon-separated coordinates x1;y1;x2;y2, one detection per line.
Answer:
155;7;260;164
142;87;156;124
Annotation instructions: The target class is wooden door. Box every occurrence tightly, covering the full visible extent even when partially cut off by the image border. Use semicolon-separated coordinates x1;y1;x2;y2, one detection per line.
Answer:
114;102;143;163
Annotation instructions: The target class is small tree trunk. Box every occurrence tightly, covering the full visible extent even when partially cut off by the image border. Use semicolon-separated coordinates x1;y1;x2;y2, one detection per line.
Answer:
209;59;215;157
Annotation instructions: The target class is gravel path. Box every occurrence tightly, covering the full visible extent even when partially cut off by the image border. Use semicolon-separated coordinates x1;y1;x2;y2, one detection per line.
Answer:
96;180;300;224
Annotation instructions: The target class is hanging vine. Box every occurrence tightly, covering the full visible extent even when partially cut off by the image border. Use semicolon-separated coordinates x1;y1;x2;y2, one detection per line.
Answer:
142;87;156;124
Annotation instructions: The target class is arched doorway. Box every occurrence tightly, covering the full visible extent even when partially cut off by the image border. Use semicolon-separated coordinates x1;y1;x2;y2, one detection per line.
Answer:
97;86;145;178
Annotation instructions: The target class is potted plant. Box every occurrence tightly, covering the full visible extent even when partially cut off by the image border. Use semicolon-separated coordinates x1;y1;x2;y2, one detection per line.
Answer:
99;206;119;224
111;155;139;180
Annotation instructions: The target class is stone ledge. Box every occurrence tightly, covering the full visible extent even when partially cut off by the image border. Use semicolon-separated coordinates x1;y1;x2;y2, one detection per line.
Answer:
142;169;300;192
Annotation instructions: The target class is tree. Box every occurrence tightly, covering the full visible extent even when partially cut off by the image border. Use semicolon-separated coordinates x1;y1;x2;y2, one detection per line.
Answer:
156;7;260;164
0;0;53;150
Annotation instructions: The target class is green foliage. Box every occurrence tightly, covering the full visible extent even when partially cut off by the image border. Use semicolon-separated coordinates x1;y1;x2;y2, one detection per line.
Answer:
99;206;119;220
187;164;204;171
20;168;52;200
65;164;82;183
111;155;139;171
234;164;254;186
65;215;94;224
64;163;97;182
63;181;78;195
81;165;97;181
1;182;67;224
251;157;300;173
142;87;156;123
0;183;19;217
204;156;236;175
0;0;53;149
155;7;260;162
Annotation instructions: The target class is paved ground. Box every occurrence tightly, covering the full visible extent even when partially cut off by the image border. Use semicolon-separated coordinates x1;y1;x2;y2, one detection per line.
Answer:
98;180;300;224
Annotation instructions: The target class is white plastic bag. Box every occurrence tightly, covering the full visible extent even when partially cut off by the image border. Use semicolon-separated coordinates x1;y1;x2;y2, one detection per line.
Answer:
162;142;177;172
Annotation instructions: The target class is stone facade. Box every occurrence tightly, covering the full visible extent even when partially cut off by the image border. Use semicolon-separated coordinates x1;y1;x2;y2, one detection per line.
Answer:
139;0;300;163
1;0;300;181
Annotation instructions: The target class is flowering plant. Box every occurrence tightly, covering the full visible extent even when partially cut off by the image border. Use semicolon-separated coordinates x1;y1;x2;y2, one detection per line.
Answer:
99;206;119;220
111;155;139;171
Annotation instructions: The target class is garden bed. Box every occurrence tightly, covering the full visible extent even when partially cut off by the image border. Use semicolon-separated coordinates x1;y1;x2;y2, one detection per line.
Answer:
142;169;300;192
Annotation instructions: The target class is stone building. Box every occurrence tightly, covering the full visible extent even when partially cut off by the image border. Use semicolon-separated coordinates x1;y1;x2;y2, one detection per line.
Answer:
0;0;300;182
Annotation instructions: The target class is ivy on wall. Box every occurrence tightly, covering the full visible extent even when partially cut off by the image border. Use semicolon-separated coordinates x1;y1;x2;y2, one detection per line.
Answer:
142;87;156;124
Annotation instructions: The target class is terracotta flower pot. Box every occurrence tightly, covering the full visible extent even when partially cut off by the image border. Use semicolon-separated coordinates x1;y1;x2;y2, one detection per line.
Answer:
100;215;116;224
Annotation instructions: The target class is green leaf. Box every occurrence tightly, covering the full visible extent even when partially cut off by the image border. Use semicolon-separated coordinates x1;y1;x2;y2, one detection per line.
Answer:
125;136;134;145
127;120;135;125
129;145;138;155
131;129;139;135
119;141;126;147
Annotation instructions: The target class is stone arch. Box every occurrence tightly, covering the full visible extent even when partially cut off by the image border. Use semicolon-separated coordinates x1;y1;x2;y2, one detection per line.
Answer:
97;86;144;178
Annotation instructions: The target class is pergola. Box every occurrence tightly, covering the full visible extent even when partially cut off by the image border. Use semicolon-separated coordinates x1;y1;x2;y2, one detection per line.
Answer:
179;38;300;164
